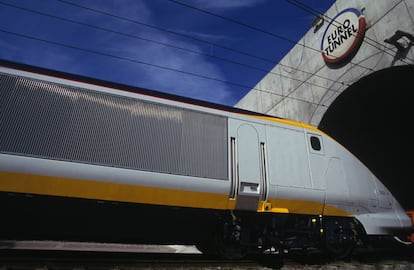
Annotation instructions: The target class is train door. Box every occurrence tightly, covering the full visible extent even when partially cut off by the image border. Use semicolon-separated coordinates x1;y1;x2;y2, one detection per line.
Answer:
229;119;267;211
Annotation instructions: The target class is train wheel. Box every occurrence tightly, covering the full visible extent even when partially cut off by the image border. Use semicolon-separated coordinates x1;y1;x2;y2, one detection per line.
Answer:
197;233;248;260
323;242;354;259
214;238;248;260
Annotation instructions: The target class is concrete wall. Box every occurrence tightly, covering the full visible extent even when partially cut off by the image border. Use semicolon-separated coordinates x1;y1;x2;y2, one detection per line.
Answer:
235;0;414;127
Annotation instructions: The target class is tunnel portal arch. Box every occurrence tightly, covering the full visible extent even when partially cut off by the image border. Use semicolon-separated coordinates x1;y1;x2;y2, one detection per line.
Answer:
319;65;413;209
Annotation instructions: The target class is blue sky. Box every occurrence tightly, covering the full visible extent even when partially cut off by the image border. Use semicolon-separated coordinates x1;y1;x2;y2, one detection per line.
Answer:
0;0;335;106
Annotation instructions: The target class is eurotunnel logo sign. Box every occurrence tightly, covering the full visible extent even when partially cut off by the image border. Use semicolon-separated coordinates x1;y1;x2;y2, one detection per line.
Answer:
321;8;366;64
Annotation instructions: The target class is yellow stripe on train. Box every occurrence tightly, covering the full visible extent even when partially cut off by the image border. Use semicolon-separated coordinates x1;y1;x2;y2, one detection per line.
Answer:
0;171;232;210
0;170;351;217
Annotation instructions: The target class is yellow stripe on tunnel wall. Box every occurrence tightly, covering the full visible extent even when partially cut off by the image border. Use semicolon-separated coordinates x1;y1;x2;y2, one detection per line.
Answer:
0;171;233;210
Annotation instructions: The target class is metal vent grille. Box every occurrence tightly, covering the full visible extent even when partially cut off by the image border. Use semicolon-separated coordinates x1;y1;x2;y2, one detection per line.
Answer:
0;73;228;180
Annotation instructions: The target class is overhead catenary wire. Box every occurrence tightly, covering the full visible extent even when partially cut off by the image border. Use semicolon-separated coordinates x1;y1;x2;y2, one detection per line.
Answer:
52;0;349;87
0;1;348;91
55;0;276;65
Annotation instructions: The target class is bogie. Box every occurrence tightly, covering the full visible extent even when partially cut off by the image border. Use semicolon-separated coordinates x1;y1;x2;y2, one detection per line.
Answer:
197;212;361;260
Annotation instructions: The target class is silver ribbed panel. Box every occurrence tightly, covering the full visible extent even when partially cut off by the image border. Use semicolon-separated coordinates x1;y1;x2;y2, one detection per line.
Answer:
0;72;228;180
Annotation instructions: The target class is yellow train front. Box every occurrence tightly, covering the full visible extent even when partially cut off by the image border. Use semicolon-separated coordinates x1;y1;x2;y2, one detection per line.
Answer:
0;60;412;259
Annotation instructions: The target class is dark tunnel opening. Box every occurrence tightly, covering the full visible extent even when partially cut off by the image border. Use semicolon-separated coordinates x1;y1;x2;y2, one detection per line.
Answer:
319;65;413;210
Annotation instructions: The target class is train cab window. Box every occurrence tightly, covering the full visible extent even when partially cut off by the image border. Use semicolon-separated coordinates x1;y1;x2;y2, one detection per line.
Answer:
308;133;324;155
310;136;321;151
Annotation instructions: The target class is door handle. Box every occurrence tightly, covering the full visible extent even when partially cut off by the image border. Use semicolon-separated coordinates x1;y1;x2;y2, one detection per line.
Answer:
240;182;259;194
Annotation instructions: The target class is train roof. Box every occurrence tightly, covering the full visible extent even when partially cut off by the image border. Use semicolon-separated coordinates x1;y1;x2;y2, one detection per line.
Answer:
0;59;272;117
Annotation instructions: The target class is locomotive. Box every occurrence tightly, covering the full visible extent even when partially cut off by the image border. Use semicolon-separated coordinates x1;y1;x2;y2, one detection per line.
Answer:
0;60;412;259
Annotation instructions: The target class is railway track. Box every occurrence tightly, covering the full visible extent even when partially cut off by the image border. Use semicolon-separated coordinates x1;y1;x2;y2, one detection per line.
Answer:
1;251;258;269
0;242;412;269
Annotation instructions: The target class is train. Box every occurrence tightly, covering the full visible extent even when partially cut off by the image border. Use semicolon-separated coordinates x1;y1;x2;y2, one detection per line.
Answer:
0;60;412;259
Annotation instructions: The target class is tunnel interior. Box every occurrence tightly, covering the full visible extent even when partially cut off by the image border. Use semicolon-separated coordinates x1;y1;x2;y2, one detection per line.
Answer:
319;65;413;210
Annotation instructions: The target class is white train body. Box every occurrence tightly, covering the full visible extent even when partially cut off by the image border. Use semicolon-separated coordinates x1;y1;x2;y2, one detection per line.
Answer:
0;61;411;258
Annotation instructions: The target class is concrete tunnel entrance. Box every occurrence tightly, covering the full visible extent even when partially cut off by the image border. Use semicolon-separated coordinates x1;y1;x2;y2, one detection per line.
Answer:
319;65;413;210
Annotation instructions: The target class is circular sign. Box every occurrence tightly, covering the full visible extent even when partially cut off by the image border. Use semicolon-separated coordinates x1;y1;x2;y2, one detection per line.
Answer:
321;8;366;64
